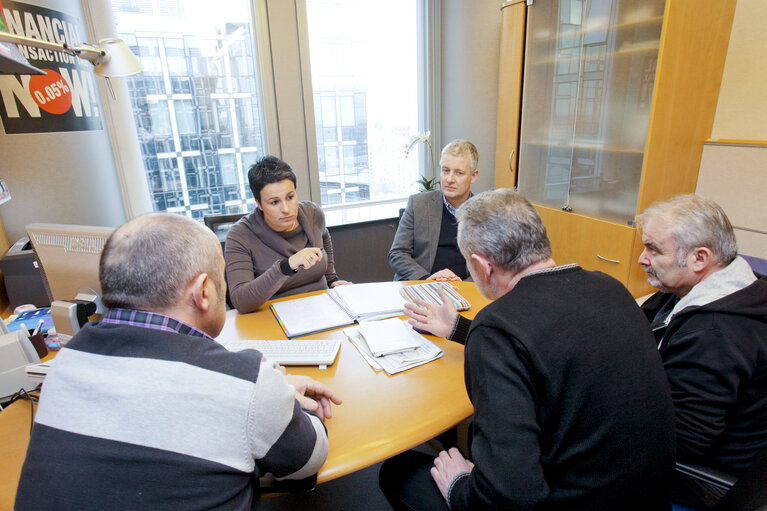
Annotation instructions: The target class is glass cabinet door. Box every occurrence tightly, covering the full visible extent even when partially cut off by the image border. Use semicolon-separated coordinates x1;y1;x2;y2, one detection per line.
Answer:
517;0;665;226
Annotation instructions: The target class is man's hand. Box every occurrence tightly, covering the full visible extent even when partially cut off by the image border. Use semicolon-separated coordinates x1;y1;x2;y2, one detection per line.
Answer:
403;285;459;338
285;374;342;420
428;269;462;281
330;280;352;287
430;448;475;500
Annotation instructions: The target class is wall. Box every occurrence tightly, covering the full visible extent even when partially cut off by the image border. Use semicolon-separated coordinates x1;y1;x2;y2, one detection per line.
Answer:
696;0;767;258
697;143;767;257
0;128;126;243
709;0;767;141
440;0;501;194
0;0;127;244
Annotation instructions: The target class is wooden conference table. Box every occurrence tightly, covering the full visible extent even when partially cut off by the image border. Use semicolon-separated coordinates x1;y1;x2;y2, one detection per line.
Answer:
0;281;490;509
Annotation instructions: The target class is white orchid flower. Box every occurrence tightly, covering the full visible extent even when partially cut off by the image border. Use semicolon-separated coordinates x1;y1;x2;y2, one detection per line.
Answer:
404;131;432;155
403;130;438;185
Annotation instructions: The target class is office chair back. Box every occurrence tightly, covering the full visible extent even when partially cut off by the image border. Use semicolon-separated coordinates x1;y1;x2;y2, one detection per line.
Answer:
672;448;767;511
741;254;767;277
203;213;246;252
716;448;767;511
203;213;245;310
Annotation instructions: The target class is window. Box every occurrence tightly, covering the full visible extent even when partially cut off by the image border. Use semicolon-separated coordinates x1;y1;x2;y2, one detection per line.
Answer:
108;1;430;224
305;0;422;221
113;0;266;220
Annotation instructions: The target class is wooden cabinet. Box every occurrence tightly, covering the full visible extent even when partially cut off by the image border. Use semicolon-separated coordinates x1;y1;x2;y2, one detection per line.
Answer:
494;0;737;296
537;204;635;283
493;0;526;190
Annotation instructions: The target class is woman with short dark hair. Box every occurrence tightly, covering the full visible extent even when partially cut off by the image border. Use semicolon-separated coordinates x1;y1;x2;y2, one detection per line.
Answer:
225;156;349;313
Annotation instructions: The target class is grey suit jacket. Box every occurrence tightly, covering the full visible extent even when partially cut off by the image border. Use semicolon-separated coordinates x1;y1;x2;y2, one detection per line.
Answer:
388;190;445;280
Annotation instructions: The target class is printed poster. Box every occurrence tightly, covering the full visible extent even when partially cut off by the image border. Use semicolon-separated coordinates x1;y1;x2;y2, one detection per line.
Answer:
0;0;103;133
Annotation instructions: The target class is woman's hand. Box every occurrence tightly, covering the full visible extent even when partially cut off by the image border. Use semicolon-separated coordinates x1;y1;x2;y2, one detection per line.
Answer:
289;247;324;271
330;280;352;287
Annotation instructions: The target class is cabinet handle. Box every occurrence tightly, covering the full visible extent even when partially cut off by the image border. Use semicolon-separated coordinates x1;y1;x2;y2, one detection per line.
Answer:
508;150;517;186
597;254;621;264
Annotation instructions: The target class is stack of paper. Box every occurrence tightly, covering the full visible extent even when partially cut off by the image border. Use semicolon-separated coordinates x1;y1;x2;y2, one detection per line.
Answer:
344;318;443;375
357;318;420;356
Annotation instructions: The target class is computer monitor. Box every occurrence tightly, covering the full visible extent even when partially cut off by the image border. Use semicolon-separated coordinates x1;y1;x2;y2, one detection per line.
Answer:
25;223;115;314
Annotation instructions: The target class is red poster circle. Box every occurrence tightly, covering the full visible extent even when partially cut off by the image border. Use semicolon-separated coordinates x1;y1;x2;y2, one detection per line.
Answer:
28;69;73;115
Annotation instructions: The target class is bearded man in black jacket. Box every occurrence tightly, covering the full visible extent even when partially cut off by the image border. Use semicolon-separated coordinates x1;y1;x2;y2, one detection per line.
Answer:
636;194;767;510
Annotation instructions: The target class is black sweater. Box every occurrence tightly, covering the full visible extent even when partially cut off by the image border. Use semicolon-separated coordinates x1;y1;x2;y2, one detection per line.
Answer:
449;266;676;511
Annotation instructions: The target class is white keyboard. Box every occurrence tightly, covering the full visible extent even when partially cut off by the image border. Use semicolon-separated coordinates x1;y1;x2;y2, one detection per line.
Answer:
222;339;341;366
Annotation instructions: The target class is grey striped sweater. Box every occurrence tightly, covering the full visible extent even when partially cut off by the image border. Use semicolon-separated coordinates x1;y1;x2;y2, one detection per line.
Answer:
15;321;328;510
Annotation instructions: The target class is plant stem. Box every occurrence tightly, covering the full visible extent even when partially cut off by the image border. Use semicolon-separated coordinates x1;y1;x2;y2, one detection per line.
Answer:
425;138;435;180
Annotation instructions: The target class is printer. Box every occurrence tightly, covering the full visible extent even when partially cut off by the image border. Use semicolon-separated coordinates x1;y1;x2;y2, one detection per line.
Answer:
0;236;50;310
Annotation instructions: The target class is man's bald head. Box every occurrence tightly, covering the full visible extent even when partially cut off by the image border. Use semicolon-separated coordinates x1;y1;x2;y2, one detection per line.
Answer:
100;213;224;312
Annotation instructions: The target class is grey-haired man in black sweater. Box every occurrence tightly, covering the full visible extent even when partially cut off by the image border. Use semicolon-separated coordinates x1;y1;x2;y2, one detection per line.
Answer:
380;189;676;511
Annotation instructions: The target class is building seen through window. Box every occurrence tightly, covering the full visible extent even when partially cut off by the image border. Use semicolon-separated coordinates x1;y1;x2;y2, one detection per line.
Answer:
306;0;421;217
113;0;265;220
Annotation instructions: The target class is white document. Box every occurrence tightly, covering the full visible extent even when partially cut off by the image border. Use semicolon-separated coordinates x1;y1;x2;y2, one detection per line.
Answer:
343;329;384;371
270;293;354;338
328;282;406;320
358;318;420;357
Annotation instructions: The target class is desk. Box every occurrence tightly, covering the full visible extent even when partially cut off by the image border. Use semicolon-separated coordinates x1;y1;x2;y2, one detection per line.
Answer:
0;281;489;509
0;398;35;511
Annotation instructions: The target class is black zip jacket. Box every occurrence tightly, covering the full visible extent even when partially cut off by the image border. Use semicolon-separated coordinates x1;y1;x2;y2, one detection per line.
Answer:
641;275;767;475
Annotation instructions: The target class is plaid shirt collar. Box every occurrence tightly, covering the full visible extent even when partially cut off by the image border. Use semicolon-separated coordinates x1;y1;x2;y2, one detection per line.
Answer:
101;308;213;341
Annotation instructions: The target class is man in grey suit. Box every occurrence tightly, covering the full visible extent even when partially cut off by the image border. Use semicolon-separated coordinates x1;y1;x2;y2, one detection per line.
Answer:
389;140;479;281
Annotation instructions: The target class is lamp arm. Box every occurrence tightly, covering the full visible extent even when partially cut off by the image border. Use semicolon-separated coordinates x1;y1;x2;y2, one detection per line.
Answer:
0;31;66;53
0;32;106;65
0;34;140;77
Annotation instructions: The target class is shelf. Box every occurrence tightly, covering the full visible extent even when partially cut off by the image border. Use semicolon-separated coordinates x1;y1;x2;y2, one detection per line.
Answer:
529;15;663;45
530;42;659;67
523;140;645;154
